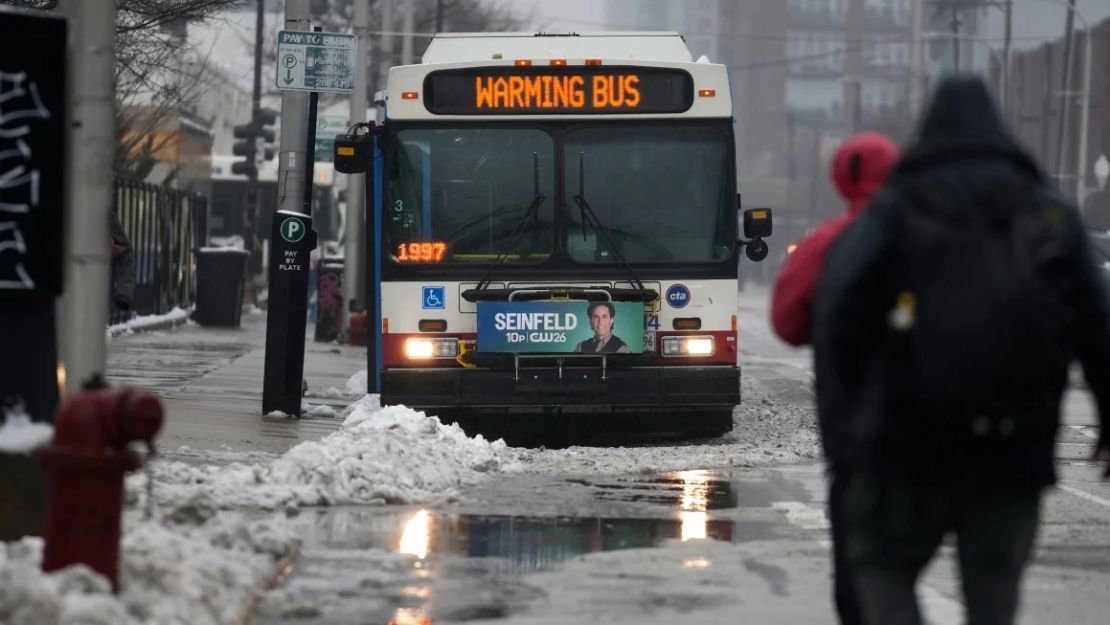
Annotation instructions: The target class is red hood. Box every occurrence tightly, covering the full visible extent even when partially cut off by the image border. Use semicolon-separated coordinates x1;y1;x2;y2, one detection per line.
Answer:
830;132;900;216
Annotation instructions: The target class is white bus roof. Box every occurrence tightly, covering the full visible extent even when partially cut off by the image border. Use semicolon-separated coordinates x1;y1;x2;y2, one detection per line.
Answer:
421;32;695;64
386;32;731;121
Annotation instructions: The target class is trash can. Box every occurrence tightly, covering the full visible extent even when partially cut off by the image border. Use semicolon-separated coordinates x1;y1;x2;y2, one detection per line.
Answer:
314;257;344;342
192;248;250;327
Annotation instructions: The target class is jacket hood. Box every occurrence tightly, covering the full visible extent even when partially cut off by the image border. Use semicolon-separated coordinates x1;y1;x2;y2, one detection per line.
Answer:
897;76;1041;179
830;132;900;215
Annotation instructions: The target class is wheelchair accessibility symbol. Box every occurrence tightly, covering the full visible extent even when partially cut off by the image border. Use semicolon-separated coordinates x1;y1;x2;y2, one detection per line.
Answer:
422;286;445;310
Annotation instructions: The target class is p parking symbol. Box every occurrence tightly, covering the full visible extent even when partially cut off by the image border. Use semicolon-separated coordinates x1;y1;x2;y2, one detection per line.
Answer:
280;217;305;243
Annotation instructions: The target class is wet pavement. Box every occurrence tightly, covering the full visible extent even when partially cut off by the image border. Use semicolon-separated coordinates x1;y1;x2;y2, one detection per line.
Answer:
255;467;836;625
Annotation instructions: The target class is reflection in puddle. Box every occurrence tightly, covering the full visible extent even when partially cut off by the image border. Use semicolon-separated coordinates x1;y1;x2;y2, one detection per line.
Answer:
295;471;785;577
399;509;432;559
387;607;432;625
679;470;711;541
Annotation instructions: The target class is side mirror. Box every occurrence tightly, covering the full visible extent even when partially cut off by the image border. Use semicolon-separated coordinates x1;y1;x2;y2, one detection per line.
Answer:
743;208;773;239
334;133;369;174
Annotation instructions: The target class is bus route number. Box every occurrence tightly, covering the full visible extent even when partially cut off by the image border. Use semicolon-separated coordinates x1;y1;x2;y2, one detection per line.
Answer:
396;241;447;262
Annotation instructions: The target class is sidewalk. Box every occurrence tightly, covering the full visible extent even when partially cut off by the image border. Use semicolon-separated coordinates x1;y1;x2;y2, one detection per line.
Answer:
106;311;366;458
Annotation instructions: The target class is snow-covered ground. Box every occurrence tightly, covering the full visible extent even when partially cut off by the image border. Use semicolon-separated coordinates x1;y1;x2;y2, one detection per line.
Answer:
0;508;297;625
3;369;819;624
0;405;53;453
132;370;819;511
106;308;192;338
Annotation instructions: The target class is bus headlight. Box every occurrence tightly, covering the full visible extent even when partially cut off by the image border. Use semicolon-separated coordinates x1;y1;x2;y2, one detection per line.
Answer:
404;337;459;359
662;336;715;357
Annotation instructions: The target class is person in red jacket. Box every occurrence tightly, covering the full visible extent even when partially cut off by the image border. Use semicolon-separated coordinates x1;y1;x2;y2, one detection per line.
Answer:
771;132;900;346
770;131;899;625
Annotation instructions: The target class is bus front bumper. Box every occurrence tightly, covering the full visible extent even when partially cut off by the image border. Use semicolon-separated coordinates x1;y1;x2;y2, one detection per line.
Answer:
381;366;740;411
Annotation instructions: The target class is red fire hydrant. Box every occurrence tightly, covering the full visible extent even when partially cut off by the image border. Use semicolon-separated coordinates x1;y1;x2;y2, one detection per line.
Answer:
37;386;163;591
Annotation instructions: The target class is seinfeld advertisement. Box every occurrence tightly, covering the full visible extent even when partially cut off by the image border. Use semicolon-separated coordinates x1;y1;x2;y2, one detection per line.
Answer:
477;301;644;354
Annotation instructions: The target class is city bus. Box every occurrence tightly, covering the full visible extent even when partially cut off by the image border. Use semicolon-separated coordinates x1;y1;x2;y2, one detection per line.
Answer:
336;32;772;436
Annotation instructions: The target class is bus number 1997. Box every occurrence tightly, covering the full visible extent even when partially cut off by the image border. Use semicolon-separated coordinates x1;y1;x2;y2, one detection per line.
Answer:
397;241;447;262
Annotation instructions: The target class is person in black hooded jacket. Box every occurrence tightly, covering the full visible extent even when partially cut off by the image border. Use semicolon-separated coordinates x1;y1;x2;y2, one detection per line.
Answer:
813;76;1110;625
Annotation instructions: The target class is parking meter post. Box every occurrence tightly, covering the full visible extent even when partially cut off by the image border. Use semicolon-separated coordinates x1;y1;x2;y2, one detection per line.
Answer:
262;210;317;417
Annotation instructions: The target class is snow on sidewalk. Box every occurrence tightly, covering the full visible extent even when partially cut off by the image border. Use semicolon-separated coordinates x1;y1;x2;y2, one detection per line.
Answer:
138;396;521;510
0;506;296;625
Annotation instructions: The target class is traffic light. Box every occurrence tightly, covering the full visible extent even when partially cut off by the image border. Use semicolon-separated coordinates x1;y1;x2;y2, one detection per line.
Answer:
230;107;278;178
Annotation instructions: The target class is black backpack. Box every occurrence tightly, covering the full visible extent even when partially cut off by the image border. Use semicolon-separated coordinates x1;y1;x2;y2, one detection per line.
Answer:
866;168;1074;458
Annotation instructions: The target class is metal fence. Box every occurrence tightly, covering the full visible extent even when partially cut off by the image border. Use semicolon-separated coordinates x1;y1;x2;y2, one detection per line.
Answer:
110;179;209;325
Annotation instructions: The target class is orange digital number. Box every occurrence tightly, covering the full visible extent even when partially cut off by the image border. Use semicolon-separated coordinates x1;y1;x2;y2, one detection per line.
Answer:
396;241;447;262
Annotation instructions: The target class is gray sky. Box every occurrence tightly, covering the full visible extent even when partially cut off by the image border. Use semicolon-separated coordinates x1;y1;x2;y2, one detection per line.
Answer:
513;0;609;32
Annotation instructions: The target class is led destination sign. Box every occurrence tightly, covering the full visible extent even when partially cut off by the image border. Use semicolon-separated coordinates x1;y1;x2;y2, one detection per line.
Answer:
423;66;694;115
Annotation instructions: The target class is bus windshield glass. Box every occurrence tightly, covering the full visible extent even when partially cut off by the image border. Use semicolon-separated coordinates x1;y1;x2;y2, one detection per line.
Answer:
387;127;554;264
565;125;733;264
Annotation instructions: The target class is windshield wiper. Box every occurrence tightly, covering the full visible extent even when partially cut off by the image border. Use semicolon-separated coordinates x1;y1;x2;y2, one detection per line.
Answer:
571;151;645;291
475;152;546;291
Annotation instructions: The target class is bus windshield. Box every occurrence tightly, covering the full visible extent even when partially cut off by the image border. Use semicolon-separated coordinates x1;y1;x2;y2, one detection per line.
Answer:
387;127;555;264
565;125;733;264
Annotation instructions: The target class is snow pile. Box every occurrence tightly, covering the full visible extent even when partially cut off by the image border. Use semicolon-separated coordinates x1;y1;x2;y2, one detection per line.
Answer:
136;371;817;510
345;369;368;396
0;507;296;625
106;307;190;338
0;405;53;453
139;397;519;509
509;375;821;476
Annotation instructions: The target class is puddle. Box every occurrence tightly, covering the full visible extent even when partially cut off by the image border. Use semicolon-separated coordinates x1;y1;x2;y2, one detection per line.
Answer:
259;469;814;624
288;470;802;575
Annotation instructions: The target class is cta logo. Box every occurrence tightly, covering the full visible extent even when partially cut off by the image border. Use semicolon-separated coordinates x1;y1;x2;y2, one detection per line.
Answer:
665;284;690;309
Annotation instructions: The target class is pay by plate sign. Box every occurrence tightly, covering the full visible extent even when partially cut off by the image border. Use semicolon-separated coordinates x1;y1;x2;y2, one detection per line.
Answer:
477;301;643;354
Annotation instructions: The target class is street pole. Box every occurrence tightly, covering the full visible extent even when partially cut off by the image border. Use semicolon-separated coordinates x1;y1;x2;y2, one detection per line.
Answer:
909;0;925;117
303;26;321;217
1054;0;1077;184
402;0;415;65
1076;20;1091;207
344;0;371;328
950;3;961;72
245;0;264;275
1001;0;1013;119
278;0;311;214
436;0;444;31
844;0;864;134
379;0;395;89
59;0;115;392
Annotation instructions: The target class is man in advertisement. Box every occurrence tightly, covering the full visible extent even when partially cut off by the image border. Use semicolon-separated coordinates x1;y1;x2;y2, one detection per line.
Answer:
574;302;631;353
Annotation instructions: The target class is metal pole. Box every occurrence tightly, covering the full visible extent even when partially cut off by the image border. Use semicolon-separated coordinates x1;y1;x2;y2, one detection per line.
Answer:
59;0;115;392
909;0;925;116
1077;23;1091;207
402;0;415;65
950;4;961;72
344;0;370;325
1001;0;1012;118
436;0;444;31
303;25;321;217
379;0;395;89
245;0;264;271
278;0;311;214
844;0;864;133
1054;0;1077;184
